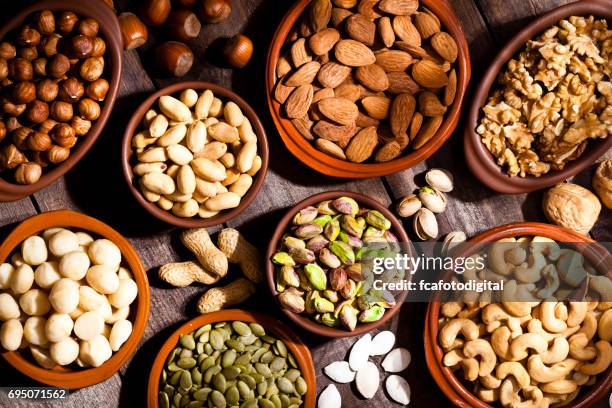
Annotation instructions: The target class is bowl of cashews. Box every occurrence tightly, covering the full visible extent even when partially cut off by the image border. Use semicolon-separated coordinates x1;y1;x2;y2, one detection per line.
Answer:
424;222;612;408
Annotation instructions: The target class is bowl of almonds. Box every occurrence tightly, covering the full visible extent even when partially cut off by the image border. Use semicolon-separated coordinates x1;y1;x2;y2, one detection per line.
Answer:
266;0;470;178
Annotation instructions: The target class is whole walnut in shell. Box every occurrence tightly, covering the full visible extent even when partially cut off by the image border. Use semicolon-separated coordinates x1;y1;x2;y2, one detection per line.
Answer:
593;159;612;209
543;183;601;235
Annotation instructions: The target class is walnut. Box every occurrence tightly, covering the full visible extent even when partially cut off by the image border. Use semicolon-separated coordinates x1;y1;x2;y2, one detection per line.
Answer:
593;159;612;209
543;183;601;234
529;92;561;132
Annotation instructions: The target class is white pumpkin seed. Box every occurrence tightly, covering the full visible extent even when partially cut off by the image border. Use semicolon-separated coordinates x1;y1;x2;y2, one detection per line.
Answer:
386;375;411;405
318;384;341;408
348;333;372;371
382;348;411;373
355;361;379;399
323;361;356;383
370;331;395;356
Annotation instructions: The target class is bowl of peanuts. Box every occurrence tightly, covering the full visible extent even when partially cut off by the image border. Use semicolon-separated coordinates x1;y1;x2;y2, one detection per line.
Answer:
424;222;612;407
0;210;150;388
121;81;269;228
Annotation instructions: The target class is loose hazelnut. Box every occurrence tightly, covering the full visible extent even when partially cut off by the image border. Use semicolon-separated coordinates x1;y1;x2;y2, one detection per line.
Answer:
35;10;56;34
0;121;6;142
58;11;79;34
25;100;49;124
223;34;253;68
79;57;104;82
38;118;58;134
11;127;32;150
12;81;37;104
91;37;107;57
155;41;194;77
174;0;197;6
140;0;172;26
33;57;47;76
50;123;76;148
167;9;201;42
6;117;22;132
46;144;70;164
47;54;71;78
18;46;38;61
8;58;33;81
16;26;41;47
86;78;109;101
58;77;84;102
50;101;73;122
70;116;91;136
2;99;26;117
198;0;232;23
118;13;148;50
65;35;93;58
36;79;59;102
26;131;52;151
78;98;100;120
0;42;16;59
29;151;49;167
0;144;27;169
77;18;99;37
0;58;7;80
39;34;60;57
15;162;42;184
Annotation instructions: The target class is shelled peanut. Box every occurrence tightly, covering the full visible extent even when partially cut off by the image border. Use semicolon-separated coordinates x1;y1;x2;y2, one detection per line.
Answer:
131;89;262;219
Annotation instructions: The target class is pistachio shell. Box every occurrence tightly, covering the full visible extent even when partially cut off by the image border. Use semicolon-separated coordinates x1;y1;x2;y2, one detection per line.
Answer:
413;208;438;240
441;230;466;256
425;168;453;192
418;186;447;213
396;194;421;218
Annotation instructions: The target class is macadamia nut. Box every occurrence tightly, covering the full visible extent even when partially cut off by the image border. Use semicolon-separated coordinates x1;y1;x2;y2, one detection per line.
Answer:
30;345;56;369
19;289;51;316
0;319;23;351
41;227;65;241
117;267;132;280
10;264;34;294
59;251;90;280
23;316;48;346
109;319;132;351
34;262;61;289
48;230;79;257
78;286;106;311
75;232;94;247
74;311;104;341
0;263;14;289
88;239;121;269
50;337;79;365
49;278;79;314
0;293;21;321
86;265;119;294
108;279;137;309
107;306;130;324
45;313;73;342
69;306;85;320
11;253;25;267
79;334;112;367
21;236;47;266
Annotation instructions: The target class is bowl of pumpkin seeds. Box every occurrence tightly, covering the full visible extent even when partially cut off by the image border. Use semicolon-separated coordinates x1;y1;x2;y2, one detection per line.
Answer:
147;309;316;408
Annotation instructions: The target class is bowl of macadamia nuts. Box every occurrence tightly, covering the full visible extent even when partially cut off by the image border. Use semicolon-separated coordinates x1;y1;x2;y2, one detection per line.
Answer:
0;210;150;388
425;222;612;408
0;0;122;201
122;81;269;228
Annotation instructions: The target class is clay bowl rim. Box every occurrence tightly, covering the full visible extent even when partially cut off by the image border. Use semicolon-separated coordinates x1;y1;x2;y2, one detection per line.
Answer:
0;209;150;389
121;81;270;228
424;221;612;408
0;0;123;201
265;0;472;179
146;309;317;408
464;0;612;194
265;190;411;338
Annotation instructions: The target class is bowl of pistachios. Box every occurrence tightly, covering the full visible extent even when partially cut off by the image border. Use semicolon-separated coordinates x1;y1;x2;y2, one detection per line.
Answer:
266;191;411;338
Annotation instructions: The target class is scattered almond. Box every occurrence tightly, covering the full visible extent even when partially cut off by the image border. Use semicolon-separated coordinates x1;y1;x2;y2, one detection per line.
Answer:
375;50;413;72
309;0;333;32
412;115;442;149
291;38;312;67
414;12;440;39
378;16;395;48
375;141;401;162
313;120;357;143
292;116;314;140
390;93;416;137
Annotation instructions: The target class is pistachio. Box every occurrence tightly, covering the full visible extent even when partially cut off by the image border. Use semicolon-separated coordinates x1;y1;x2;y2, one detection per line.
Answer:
366;210;391;230
339;305;358;331
279;265;300;288
303;263;327;290
298;269;314;291
425;168;453;192
396;194;422;218
319;248;341;268
340;215;364;237
339;231;363;248
345;264;362;282
323;219;341;241
306;235;329;253
322;289;339;303
321;312;340;327
272;252;296;266
363;227;386;244
441;230;466;256
313;214;332;227
332;196;359;215
304;290;320;315
282;236;306;252
278;288;305;313
288;247;316;264
329;241;355;265
314;297;335;313
292;206;318;225
294;223;324;239
384;230;398;243
359;305;385;322
413;208;438;240
317;200;337;215
339;278;357;299
329;268;348;291
418;186;447;213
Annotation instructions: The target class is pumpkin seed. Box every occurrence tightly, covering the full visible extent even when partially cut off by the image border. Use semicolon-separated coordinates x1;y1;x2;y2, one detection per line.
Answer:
204;365;222;383
210;390;226;408
167;348;179;365
241;398;257;408
221;349;237;367
200;356;215;372
180;370;192;389
261;335;275;344
284;369;300;382
260;399;275;408
180;334;196;350
276;377;294;394
177;357;197;369
260;351;274;364
232;321;252;336
159;391;170;408
169;370;183;385
187;401;204;408
179;349;193;358
204;343;213;355
270;357;286;373
173;393;182;407
210;330;224;350
212;372;226;392
255;363;272;377
269;394;282;408
226;385;240;405
279;394;290;407
257;380;267;396
191;367;202;386
193;387;212;401
222;366;241;380
295;377;307;395
249;323;265;336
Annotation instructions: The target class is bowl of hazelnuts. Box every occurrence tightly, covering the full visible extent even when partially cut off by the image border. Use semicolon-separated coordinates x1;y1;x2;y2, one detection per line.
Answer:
0;0;122;201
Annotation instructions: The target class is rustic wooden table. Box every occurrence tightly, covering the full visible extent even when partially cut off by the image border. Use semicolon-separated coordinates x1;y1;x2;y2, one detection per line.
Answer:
0;0;610;407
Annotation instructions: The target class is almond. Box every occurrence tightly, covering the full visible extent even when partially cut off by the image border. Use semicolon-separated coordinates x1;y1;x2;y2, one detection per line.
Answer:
318;62;352;88
378;17;395;48
309;28;341;55
319;52;330;64
395;132;409;149
346;126;378;163
412;60;448;88
335;39;376;67
414;12;440;39
356;112;380;127
431;32;458;62
315;138;346;159
292;116;314;140
355;64;389;92
313;120;358;143
299;18;313;38
375;50;413;72
386;71;420;94
395;42;428;58
285;84;313;118
361;96;390;120
412;116;442;149
374;141;402;162
357;0;382;20
285;61;321;86
390;93;416;137
333;0;357;7
313;87;335;103
291;38;312;67
409;111;423;139
334;83;361;102
444;68;457;106
418;91;447;116
331;8;352;26
309;0;332;32
346;14;376;46
392;16;421;46
379;0;418;15
318;97;359;125
274;79;295;104
276;54;292;78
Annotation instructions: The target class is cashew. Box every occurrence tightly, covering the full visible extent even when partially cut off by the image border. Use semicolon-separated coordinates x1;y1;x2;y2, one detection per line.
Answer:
513;386;546;408
483;303;523;333
588;275;612;301
491;326;513;360
502;280;539;317
515;251;547;283
442;348;465;367
539;337;569;364
568;333;597;361
489;239;519;276
441;302;464;318
575;311;597;341
536;265;559;299
540;300;567;333
439;318;479;349
463;339;497;377
505;245;527;266
531;236;561;261
496;362;531;389
597;309;612;341
556;251;587;288
527;355;579;383
499;378;521;407
578;340;612;375
480;374;502;389
571;371;590;386
554;303;568;321
566;302;588;327
460;357;479;381
476;385;499;403
540;379;577;395
509;333;548;361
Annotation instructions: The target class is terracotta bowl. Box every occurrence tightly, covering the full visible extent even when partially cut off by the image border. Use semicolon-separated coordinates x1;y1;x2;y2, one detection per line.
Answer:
464;0;612;194
265;0;471;179
424;222;612;407
0;0;122;202
0;210;150;389
147;309;316;408
265;190;411;337
121;81;269;228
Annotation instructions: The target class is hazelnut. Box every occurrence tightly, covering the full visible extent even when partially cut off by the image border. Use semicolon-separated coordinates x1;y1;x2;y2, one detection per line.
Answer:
36;79;59;102
167;9;201;42
5;117;22;132
0;121;6;142
29;150;49;167
50;101;73;122
140;0;171;26
78;98;100;120
46;145;70;164
223;34;253;68
14;162;42;185
2;99;26;117
58;77;84;102
16;26;41;47
25;100;49;124
0;144;27;169
18;46;38;61
57;11;79;34
33;57;47;76
155;41;194;77
47;54;71;78
174;0;197;6
0;58;8;80
118;13;148;50
35;10;56;35
198;0;232;24
39;34;60;57
0;42;16;59
26;131;52;151
8;58;33;81
11;127;32;150
79;57;104;82
70;116;91;136
38;118;58;134
91;37;107;57
65;35;94;58
50;123;77;148
0;78;13;87
77;18;99;37
86;78;109;101
12;81;37;104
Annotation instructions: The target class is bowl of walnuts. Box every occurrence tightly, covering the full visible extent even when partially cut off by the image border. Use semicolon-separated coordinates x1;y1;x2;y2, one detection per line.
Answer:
0;0;122;201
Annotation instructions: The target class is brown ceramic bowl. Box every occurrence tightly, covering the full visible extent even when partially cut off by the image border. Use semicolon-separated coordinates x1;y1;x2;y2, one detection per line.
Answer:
0;210;150;388
0;0;122;202
424;222;612;407
265;190;411;337
147;309;317;408
464;0;612;194
121;81;269;228
266;0;471;179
